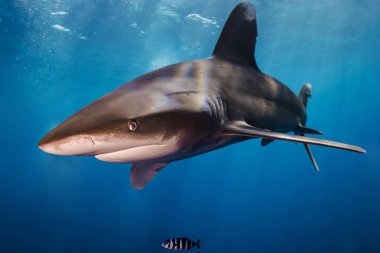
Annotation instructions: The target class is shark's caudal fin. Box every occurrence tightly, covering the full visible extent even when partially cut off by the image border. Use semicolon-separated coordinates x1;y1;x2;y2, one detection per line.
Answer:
130;163;168;190
297;83;322;172
223;120;366;154
299;83;312;109
302;137;320;172
213;2;260;71
261;84;321;157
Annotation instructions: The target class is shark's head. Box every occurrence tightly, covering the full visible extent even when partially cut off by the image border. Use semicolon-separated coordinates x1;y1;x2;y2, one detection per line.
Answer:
38;70;213;163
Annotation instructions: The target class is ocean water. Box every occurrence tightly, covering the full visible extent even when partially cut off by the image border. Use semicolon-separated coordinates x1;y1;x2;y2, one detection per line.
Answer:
1;0;380;252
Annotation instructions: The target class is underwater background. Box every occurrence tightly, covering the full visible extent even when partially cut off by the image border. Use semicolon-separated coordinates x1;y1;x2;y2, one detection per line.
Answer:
1;0;380;252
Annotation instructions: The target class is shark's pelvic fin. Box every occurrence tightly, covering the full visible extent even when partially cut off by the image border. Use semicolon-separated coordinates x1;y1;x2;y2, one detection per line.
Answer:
261;138;274;146
223;120;366;154
295;125;324;135
130;163;168;190
212;2;260;71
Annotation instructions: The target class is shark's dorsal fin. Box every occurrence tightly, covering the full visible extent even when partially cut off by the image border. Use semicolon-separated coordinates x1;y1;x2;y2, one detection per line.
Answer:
130;163;168;190
213;2;259;71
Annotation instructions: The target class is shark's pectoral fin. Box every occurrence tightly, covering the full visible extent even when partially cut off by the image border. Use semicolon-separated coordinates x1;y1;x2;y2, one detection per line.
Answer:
130;163;168;190
223;120;366;153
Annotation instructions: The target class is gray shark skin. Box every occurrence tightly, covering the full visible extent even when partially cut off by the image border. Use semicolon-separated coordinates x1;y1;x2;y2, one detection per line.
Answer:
38;2;365;189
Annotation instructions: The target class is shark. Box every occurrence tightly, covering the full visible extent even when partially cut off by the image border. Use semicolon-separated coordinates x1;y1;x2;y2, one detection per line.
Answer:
38;2;365;189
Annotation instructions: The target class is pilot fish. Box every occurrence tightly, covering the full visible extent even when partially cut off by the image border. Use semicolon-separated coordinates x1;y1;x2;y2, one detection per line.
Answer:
161;237;200;250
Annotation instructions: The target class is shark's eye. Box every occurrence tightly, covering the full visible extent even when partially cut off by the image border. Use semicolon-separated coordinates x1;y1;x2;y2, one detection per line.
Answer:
128;120;138;131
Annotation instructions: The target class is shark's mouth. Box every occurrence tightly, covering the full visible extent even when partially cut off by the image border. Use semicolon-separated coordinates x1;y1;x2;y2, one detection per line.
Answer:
39;132;180;163
95;142;180;163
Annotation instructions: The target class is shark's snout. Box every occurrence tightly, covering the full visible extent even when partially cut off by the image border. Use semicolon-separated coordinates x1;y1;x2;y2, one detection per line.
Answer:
38;133;97;156
38;100;122;156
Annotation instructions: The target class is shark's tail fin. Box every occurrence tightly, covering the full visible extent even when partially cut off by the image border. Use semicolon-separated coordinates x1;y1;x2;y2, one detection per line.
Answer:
299;83;312;109
297;83;321;172
261;83;319;148
196;239;200;250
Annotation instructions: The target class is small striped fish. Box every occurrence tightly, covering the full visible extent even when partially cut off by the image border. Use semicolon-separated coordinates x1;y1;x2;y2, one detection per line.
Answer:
161;237;200;250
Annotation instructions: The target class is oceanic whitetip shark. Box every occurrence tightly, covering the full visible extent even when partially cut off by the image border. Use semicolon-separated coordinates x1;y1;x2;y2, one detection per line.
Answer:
38;2;365;189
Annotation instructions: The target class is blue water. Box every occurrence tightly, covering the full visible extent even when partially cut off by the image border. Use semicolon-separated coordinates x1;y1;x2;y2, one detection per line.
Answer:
1;1;380;252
